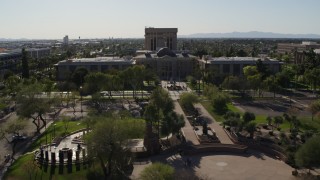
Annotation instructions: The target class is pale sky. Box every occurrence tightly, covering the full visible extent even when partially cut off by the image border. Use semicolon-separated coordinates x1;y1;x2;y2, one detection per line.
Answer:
0;0;319;39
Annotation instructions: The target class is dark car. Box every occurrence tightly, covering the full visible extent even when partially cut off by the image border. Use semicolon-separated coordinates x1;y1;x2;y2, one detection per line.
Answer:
11;134;27;143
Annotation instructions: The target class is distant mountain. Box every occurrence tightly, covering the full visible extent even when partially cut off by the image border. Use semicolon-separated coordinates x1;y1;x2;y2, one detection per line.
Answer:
0;38;29;41
179;31;320;39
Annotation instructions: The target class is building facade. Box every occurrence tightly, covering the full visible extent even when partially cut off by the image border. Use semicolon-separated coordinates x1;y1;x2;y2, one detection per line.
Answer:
26;48;51;59
63;35;69;46
144;28;178;51
55;57;134;80
199;56;281;76
0;50;22;75
277;41;320;55
135;48;195;80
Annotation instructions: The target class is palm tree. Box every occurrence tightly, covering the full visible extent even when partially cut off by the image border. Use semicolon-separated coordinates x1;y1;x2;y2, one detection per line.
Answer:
245;122;257;138
273;116;284;129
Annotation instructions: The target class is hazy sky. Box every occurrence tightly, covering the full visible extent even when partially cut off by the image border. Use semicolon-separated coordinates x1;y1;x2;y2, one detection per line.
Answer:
1;0;319;39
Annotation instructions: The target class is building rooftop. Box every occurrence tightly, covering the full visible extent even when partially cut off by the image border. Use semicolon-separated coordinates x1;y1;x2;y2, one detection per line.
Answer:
56;57;134;65
135;48;194;59
202;56;280;64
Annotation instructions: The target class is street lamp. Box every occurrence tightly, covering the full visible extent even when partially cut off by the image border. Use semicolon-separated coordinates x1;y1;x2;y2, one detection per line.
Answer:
80;86;83;115
53;124;56;139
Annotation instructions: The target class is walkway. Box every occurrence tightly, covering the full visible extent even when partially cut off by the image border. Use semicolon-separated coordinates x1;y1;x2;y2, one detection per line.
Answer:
173;101;200;145
194;103;234;144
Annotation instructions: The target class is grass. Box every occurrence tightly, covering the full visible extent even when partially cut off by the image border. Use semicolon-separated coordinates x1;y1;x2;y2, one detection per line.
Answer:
201;100;293;130
28;121;87;152
299;116;320;131
6;117;145;180
4;154;92;180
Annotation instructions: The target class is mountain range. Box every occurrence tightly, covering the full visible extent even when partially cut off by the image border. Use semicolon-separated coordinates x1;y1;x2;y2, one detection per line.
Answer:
179;31;320;39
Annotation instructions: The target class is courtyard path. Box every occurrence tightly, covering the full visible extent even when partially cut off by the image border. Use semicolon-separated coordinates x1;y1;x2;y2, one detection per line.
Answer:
173;101;200;145
194;103;234;144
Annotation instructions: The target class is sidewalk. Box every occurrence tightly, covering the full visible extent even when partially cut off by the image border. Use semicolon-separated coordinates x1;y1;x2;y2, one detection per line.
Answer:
194;103;234;144
173;101;200;145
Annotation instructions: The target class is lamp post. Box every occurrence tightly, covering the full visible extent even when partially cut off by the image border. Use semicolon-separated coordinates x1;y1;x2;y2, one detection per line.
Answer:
80;86;83;116
53;124;56;139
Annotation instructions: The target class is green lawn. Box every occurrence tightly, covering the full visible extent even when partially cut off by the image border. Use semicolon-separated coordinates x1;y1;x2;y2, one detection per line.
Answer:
201;100;292;130
28;121;87;152
299;116;320;131
4;154;93;180
6;117;146;180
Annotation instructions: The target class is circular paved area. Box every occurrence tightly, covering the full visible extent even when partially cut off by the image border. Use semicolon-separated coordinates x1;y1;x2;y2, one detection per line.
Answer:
193;152;295;180
132;151;296;180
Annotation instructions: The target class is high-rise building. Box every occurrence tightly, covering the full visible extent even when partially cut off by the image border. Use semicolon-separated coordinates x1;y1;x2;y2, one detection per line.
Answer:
63;35;69;46
144;28;178;51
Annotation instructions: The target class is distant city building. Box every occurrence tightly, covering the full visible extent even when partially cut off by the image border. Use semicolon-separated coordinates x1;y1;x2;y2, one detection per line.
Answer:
294;49;320;64
0;49;22;75
55;57;134;80
26;48;51;59
144;28;178;51
199;56;282;76
135;47;195;80
277;41;320;55
63;35;69;46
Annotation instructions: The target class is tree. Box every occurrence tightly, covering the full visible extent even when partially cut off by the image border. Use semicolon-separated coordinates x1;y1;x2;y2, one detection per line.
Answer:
242;112;255;124
245;122;257;138
266;116;272;126
273;116;283;128
84;72;108;94
140;162;175;180
211;93;229;115
243;66;262;96
147;88;174;136
86;118;133;179
304;68;320;92
309;100;320;121
295;136;320;170
21;48;30;79
222;76;247;92
122;65;145;98
16;83;58;133
179;92;199;112
161;112;185;139
236;49;248;57
263;75;280;98
4;119;26;158
71;67;88;87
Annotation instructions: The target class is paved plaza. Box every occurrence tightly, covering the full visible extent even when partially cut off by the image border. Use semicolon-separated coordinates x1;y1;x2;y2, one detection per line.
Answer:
131;151;295;180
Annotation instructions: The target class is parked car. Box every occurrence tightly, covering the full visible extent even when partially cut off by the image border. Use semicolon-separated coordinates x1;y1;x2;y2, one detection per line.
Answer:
11;134;27;143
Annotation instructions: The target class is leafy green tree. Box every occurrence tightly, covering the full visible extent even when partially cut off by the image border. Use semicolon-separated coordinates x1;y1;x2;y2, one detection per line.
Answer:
179;92;199;112
245;122;257;138
243;66;262;96
86;118;133;179
16;83;58;133
242;112;255;124
295;136;320;170
263;75;279;98
21;48;30;79
273;116;283;128
147;88;174;136
222;76;247;92
236;49;248;57
4;119;26;158
309;100;320;121
71;67;88;87
140;163;175;180
304;68;320;92
122;65;145;98
84;72;108;94
211;93;229;115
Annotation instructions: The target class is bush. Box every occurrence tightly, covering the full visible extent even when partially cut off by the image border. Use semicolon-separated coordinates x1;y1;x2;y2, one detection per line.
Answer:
211;94;229;115
140;163;174;180
179;93;199;112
